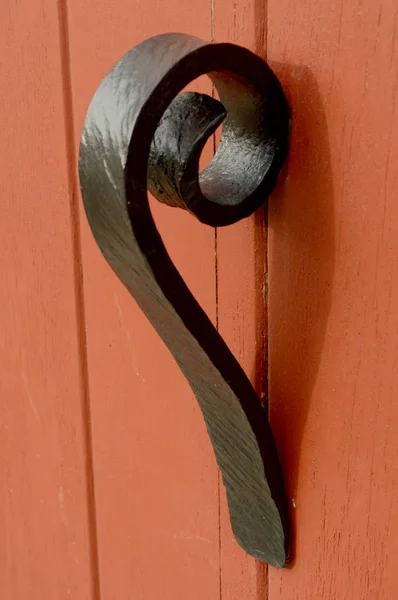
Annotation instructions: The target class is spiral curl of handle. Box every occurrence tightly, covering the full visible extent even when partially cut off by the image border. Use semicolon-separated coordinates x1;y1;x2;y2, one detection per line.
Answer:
79;33;290;567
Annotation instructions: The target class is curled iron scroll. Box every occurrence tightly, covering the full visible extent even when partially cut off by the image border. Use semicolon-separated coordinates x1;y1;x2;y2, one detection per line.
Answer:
79;33;290;567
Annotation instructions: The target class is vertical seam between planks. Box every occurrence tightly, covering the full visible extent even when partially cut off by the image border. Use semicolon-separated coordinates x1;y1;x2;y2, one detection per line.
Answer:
215;229;222;600
254;0;269;597
214;219;222;600
211;1;222;598
264;0;270;592
211;0;215;43
264;0;270;597
57;1;102;598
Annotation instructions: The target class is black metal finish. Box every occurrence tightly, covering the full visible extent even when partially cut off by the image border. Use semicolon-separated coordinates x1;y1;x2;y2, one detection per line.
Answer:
79;33;290;567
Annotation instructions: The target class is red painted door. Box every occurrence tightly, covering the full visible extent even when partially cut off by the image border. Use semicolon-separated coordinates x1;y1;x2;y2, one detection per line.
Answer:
1;1;397;599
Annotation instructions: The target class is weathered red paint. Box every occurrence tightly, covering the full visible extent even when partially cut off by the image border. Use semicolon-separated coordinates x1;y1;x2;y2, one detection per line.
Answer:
2;0;397;598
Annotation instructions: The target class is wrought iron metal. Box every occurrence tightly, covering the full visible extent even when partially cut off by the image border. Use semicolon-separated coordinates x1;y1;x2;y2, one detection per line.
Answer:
79;33;290;567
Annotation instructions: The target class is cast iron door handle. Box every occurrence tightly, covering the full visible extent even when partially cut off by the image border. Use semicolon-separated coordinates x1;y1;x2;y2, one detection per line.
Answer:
79;32;290;568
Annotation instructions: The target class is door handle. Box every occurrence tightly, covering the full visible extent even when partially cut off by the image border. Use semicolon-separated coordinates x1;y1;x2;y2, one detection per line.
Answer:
79;32;290;568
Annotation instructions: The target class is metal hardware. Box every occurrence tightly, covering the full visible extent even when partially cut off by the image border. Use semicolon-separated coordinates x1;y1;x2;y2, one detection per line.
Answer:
79;32;290;567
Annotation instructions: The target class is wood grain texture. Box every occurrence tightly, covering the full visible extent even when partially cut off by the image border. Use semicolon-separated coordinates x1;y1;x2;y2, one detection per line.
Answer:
213;0;272;596
6;0;396;596
0;2;95;597
267;0;398;598
66;2;221;598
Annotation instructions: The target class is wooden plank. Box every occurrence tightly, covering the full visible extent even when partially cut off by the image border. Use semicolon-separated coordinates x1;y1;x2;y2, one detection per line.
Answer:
66;2;221;597
0;2;95;598
213;0;270;597
267;0;398;597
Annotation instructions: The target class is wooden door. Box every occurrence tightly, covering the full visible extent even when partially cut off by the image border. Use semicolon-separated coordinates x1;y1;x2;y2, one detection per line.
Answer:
1;1;397;599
